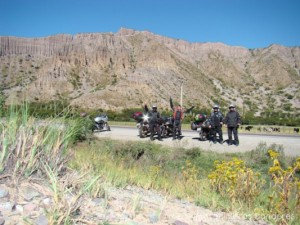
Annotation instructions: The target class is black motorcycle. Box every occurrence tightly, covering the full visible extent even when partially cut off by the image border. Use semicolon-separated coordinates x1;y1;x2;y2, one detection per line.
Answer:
133;112;166;139
92;114;111;132
161;116;174;138
191;114;212;141
197;119;212;141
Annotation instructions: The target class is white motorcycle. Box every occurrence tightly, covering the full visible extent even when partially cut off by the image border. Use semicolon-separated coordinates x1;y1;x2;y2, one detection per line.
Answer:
92;114;111;132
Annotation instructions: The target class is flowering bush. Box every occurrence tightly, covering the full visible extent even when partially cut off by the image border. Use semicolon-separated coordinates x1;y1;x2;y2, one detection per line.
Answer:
267;150;300;224
208;157;263;205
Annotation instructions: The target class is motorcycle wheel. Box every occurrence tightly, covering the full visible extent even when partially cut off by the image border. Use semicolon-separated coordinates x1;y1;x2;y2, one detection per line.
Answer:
161;127;167;138
199;130;207;141
139;127;146;138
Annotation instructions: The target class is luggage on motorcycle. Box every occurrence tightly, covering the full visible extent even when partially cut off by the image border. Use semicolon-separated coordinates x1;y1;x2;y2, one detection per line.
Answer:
194;114;206;122
133;111;143;122
191;114;207;131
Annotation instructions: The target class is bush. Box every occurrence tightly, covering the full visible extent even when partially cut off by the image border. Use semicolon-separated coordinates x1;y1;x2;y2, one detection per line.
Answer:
267;150;300;224
208;158;264;206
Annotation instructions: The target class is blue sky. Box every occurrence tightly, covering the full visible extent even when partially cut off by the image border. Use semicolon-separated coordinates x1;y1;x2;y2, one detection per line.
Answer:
0;0;299;49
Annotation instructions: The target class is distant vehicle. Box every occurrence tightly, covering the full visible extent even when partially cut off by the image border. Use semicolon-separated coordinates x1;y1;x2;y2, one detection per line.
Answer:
92;114;111;132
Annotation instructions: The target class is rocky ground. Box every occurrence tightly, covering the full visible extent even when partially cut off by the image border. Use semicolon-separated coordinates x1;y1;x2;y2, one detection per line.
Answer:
0;180;269;225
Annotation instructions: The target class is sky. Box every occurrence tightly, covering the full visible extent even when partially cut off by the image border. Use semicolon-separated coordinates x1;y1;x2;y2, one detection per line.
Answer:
0;0;299;49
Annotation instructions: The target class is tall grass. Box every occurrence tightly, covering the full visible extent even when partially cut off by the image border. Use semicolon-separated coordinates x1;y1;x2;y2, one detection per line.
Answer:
0;104;92;178
70;138;300;224
0;103;103;224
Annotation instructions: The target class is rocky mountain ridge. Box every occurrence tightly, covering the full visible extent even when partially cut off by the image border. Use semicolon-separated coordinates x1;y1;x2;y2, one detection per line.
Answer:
0;28;299;114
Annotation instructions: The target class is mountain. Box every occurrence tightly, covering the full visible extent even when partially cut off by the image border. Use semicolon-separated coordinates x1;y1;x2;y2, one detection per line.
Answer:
0;28;299;115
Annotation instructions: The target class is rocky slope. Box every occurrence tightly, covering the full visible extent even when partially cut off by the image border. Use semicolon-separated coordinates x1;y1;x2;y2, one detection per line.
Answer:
0;181;268;225
0;28;299;114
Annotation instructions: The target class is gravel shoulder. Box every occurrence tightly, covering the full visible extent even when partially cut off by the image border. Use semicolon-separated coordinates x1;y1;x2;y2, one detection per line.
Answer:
0;182;269;225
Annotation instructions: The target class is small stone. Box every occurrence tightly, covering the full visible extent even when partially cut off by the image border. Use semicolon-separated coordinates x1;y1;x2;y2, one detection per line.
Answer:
91;197;104;206
0;202;13;211
42;197;51;205
0;188;9;198
173;220;189;225
149;213;159;223
35;214;48;225
16;204;24;213
24;203;38;212
23;187;41;201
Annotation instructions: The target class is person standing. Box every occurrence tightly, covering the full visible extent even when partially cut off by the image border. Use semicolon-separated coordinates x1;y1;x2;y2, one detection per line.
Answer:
170;97;194;140
224;104;241;146
144;103;162;141
209;105;224;144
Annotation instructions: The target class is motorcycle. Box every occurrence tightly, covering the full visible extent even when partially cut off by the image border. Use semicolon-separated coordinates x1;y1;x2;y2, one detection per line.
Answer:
197;119;212;141
191;114;212;141
92;114;111;132
160;116;174;138
133;112;151;138
133;112;166;139
191;114;206;129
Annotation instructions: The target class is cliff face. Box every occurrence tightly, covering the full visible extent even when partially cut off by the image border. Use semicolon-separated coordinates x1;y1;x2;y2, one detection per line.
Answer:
0;28;299;114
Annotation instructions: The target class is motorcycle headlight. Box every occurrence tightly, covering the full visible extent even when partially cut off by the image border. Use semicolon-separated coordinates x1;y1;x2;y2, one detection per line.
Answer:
94;117;102;123
142;114;149;122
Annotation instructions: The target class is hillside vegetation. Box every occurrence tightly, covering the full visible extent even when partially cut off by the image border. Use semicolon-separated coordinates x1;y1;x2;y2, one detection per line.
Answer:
0;28;299;121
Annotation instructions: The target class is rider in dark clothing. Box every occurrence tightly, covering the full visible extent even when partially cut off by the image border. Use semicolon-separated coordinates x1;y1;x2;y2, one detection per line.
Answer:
209;105;224;144
224;104;241;146
170;97;194;140
144;104;162;141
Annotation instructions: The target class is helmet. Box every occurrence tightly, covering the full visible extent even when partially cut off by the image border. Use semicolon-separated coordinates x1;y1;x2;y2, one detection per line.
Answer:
213;104;219;109
152;104;157;109
229;104;235;108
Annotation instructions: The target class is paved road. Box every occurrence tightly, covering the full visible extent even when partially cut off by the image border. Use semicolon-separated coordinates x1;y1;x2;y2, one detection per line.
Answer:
94;126;300;157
